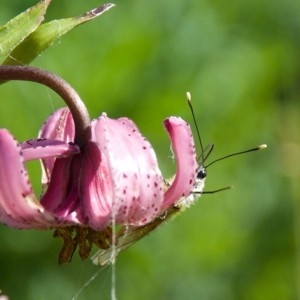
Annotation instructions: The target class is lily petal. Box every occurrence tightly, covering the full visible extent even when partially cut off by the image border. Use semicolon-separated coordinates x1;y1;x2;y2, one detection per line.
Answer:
0;129;55;229
80;141;113;229
162;117;197;210
39;108;75;186
21;138;79;161
40;155;83;225
39;108;75;142
90;114;164;227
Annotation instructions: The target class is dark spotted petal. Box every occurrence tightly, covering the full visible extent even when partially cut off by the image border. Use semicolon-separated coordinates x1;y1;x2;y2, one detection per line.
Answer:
162;117;198;210
0;129;55;228
87;114;164;228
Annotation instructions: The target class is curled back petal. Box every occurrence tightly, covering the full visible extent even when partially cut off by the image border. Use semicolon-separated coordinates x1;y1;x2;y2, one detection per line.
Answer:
162;117;198;210
91;114;164;227
38;108;75;186
0;129;55;229
21;138;79;161
39;108;75;142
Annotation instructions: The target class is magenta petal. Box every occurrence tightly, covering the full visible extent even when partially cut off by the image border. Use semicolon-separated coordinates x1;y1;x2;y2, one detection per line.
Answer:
162;117;198;210
38;108;75;186
81;142;112;230
40;156;83;225
0;129;55;229
39;108;75;142
91;114;164;227
21;138;79;161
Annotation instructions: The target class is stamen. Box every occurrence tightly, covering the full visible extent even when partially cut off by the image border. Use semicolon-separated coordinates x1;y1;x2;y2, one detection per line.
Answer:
186;91;205;163
206;144;268;168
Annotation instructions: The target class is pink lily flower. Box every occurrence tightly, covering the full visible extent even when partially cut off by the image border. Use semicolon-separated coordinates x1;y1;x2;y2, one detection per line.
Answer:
0;66;198;233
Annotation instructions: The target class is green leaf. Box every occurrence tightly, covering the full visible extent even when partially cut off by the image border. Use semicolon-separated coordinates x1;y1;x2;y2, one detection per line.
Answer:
0;0;52;63
2;3;115;66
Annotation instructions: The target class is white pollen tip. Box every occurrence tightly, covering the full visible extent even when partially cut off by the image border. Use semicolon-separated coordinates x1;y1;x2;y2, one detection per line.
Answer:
186;91;191;102
258;144;267;150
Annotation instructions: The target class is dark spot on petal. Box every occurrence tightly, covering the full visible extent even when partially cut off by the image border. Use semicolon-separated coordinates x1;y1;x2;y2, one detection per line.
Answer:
154;182;158;187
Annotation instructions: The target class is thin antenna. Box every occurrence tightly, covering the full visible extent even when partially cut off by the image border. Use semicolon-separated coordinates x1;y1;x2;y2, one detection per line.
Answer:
186;92;205;162
206;144;267;168
201;143;214;163
201;186;232;194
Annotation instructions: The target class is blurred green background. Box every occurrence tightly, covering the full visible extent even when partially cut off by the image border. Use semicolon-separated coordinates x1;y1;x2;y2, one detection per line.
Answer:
0;0;299;299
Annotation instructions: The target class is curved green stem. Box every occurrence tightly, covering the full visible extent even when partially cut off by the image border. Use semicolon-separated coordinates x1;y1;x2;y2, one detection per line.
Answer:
0;66;91;147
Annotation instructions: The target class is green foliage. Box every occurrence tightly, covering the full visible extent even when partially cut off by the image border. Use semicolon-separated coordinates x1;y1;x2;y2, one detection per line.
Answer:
0;1;299;300
0;0;114;66
0;0;51;63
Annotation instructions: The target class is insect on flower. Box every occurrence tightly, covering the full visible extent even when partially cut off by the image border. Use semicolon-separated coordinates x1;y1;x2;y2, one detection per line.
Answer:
0;66;266;265
0;66;200;263
91;92;267;266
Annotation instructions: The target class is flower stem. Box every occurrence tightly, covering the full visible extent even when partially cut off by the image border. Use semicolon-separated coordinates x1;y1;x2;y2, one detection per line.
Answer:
0;66;91;147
